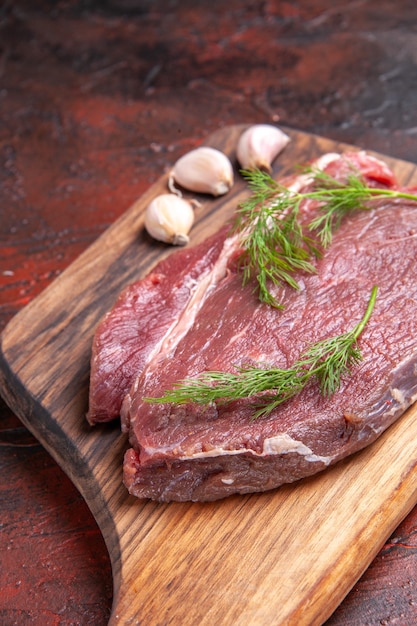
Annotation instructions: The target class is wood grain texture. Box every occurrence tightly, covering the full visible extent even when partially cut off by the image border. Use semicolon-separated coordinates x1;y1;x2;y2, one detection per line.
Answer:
1;125;417;625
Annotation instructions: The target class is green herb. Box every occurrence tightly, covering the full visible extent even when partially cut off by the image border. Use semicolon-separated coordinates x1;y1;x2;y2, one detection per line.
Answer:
235;169;320;308
306;167;417;247
236;166;417;306
145;286;378;418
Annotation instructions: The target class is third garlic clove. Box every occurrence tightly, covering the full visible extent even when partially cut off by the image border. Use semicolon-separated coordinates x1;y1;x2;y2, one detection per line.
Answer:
144;193;195;246
169;146;234;197
236;124;291;173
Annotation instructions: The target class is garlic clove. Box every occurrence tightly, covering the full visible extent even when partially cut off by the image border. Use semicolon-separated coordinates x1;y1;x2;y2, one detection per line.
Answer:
169;146;234;197
144;193;195;246
236;124;290;173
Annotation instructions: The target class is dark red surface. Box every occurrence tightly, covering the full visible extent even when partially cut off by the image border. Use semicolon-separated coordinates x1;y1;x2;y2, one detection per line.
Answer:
1;1;417;623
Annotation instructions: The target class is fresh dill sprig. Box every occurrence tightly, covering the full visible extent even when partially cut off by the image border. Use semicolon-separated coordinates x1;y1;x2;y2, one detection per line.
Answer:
306;168;371;248
305;167;417;247
235;166;417;306
145;286;378;419
235;169;321;308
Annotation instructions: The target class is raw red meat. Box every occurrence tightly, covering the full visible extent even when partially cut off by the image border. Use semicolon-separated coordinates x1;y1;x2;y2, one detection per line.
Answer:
89;151;417;502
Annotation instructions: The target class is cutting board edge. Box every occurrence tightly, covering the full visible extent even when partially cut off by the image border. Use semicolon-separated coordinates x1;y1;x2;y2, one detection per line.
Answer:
303;456;417;625
0;343;124;585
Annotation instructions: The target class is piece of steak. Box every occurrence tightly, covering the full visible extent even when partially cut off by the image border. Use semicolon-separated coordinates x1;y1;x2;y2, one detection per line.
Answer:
90;153;417;501
90;151;417;502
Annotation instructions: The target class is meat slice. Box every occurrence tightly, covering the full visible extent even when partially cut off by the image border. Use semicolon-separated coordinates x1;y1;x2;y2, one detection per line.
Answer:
89;151;417;502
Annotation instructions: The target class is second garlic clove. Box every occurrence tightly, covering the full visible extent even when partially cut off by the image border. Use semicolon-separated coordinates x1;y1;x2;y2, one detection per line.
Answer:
236;124;291;173
169;146;234;196
144;194;195;246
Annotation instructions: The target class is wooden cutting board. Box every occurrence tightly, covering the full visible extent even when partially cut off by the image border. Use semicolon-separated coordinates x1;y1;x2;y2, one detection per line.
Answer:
1;124;417;626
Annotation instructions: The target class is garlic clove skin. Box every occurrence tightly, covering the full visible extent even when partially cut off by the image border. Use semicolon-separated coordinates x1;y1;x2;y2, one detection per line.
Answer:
236;124;290;173
169;146;234;196
144;194;195;246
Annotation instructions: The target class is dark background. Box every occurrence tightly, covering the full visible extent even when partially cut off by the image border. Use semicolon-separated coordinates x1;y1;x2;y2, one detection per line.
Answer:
1;1;417;624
